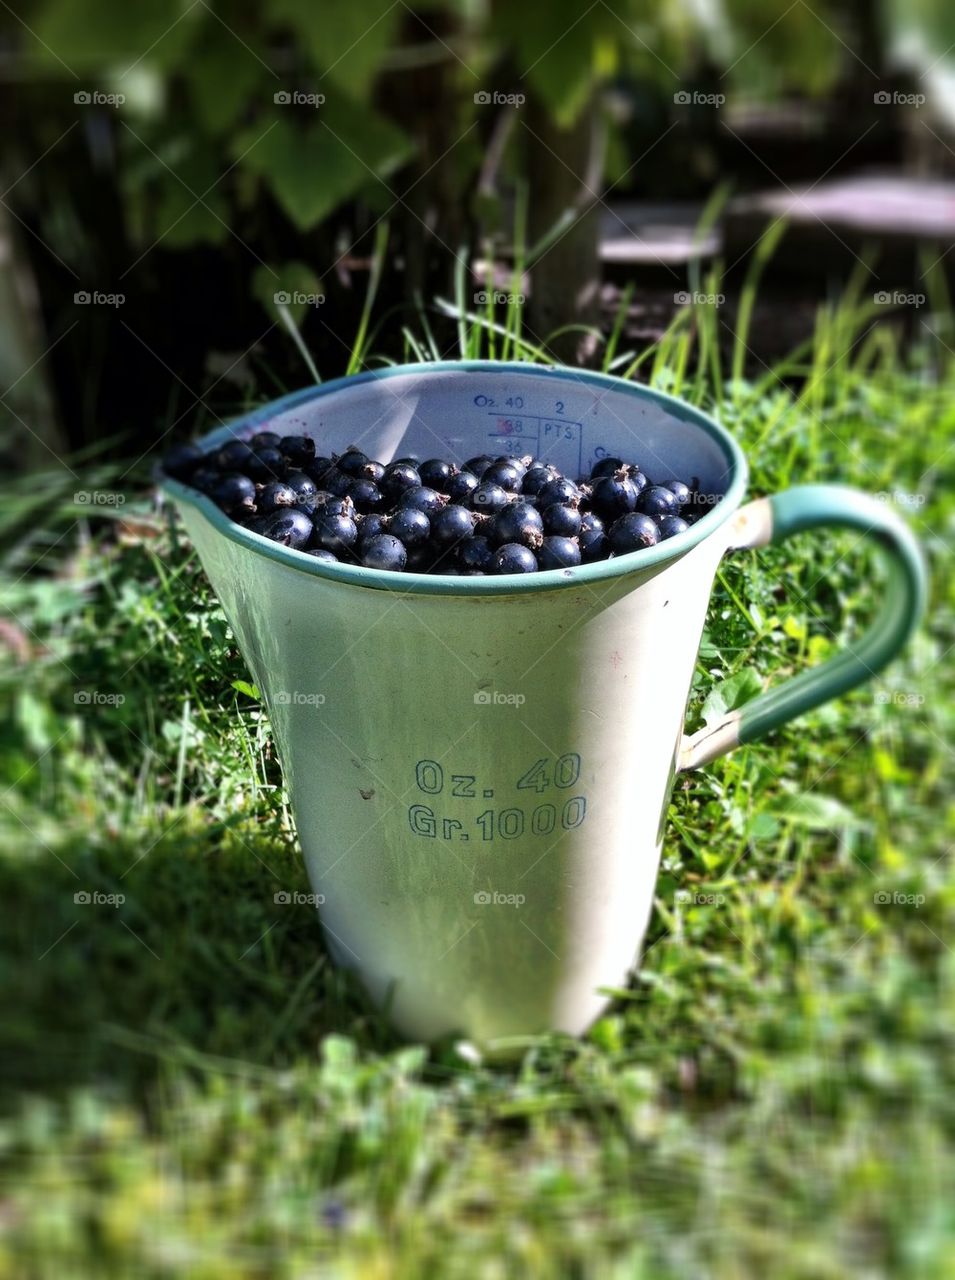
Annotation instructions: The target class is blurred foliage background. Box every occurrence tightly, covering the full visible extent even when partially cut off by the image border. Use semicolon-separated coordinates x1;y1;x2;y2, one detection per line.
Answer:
4;0;955;459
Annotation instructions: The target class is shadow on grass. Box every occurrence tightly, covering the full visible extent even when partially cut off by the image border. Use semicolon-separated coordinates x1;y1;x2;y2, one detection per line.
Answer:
0;816;400;1102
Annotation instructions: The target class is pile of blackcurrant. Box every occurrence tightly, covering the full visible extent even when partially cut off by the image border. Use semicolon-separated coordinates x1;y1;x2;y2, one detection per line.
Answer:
162;434;716;576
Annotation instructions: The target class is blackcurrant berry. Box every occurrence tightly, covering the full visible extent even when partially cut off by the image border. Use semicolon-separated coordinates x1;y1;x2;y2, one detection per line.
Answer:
592;472;639;520
357;513;387;547
608;513;660;554
216;440;255;471
346;478;384;513
448;471;480;504
258;481;297;513
590;456;623;480
665;479;691;507
320;467;352;497
243;514;273;536
285;471;318;504
537;477;579;509
521;464;556;496
404;544;434;573
458;536;495;573
636;485;679;518
471;482;510;513
579;525;608;563
493;543;538;574
419;458;458;491
313;494;354;519
538;536;582;570
304;548;339;563
430;504;474;546
307;456;336;485
312;514;358;555
261;508;313;550
211;473;257;515
656;515;690;540
381;461;421;502
464;454;495;476
161;442;204;479
190;467;220;494
246;447;286;482
251;430;281;449
337;448;370;477
542;502;582;537
280;435;315;465
386;507;431;547
490;502;544;549
398;485;448;516
482;460;523;491
361;533;408;572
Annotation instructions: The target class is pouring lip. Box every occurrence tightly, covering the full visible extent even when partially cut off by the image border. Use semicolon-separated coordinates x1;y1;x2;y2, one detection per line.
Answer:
156;360;749;595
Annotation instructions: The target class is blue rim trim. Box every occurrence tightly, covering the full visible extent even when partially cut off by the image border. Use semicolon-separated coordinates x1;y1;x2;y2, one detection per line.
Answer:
157;361;749;596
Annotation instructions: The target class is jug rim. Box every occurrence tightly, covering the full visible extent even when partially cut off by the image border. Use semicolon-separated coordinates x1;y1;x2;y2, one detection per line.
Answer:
158;360;749;595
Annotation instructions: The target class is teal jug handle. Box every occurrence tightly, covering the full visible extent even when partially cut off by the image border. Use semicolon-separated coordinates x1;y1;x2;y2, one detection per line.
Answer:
678;484;928;771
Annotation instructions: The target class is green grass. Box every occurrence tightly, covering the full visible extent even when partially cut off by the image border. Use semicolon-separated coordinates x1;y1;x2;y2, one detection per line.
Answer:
1;289;953;1278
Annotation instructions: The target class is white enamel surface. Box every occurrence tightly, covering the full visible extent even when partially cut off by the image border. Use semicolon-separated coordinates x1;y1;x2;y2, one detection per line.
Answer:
250;366;734;496
176;368;740;1044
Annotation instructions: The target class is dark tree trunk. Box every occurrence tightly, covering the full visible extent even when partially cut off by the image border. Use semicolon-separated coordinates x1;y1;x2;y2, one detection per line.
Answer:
525;97;602;364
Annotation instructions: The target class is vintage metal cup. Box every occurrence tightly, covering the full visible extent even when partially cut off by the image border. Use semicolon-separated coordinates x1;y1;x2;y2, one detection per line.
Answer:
160;362;926;1047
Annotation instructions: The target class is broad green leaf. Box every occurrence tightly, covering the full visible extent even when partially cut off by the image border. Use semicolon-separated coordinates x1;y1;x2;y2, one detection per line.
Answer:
719;0;841;97
235;103;412;231
121;135;231;248
152;180;230;248
36;0;201;71
773;793;867;833
493;0;618;126
251;261;324;325
701;667;763;726
230;679;260;700
272;0;400;94
745;811;780;841
185;26;264;135
16;691;58;755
